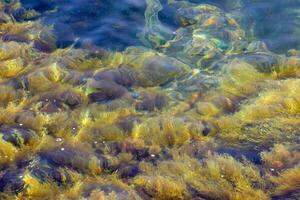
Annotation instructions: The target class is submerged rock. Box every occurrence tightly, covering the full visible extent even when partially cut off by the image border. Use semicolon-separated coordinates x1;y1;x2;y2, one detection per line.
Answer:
93;66;135;87
217;147;262;164
36;146;103;174
141;2;246;68
118;164;140;178
88;79;129;102
136;56;189;87
81;181;141;200
234;52;283;73
0;125;37;148
136;92;168;112
29;160;72;186
0;168;24;194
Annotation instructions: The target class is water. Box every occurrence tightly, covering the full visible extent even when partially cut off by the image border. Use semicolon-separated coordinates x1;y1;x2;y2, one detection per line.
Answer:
0;0;300;199
20;0;300;52
21;0;148;49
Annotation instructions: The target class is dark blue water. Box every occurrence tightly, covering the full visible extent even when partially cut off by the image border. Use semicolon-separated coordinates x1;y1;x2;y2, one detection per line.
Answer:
240;0;300;53
21;0;148;49
20;0;300;52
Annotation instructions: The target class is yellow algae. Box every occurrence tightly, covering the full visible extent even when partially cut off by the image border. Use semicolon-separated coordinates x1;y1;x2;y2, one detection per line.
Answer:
195;4;221;12
215;115;242;130
0;57;24;78
212;79;300;147
88;156;103;175
0;21;34;39
0;137;18;163
71;177;142;200
27;70;57;92
103;47;157;69
52;48;104;71
83;125;127;143
92;107;135;125
45;62;68;82
0;85;16;105
261;144;300;171
0;98;31;125
196;101;221;118
75;105;136;142
215;112;300;149
132;116;204;147
227;17;240;27
163;101;191;115
236;79;300;120
23;173;61;200
175;137;217;158
33;135;58;152
134;175;188;200
0;20;56;52
270;167;300;197
134;154;268;200
218;60;267;97
0;108;19;125
273;56;300;78
41;112;74;137
0;42;29;60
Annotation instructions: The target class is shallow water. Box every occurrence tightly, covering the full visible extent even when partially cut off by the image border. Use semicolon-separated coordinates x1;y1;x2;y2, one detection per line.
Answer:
20;0;300;52
0;0;299;199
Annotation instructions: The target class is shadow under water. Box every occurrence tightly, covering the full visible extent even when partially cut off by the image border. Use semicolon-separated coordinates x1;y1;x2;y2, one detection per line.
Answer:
0;0;299;199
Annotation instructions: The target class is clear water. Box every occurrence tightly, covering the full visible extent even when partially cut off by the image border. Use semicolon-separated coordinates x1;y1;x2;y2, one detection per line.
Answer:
21;0;300;52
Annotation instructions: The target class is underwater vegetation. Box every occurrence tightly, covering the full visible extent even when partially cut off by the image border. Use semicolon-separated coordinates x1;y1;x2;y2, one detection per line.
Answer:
0;0;299;199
